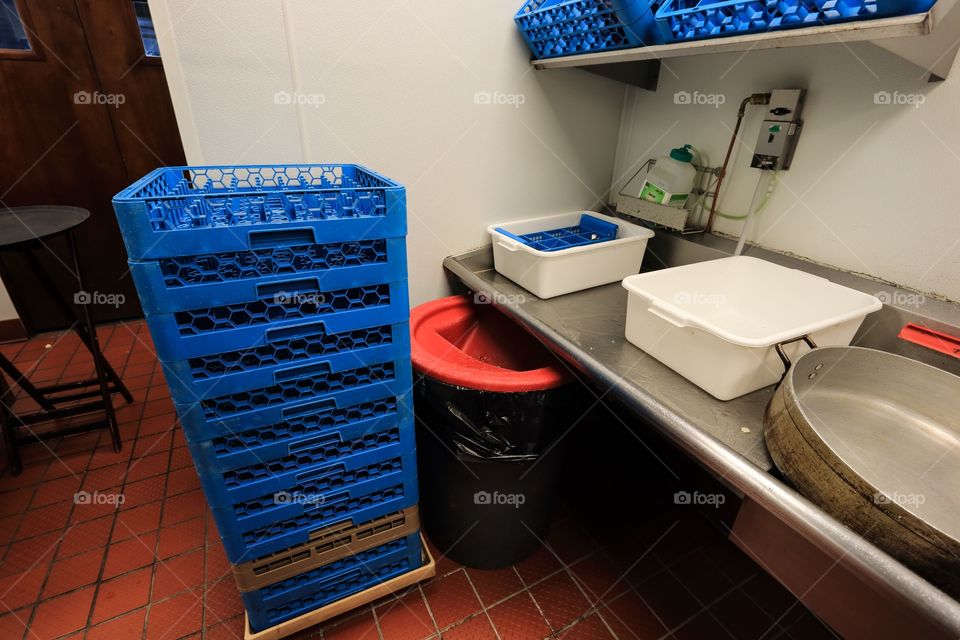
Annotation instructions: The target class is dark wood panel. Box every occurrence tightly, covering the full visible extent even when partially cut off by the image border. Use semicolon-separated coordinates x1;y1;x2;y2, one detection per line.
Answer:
0;0;185;333
74;0;186;179
0;0;140;332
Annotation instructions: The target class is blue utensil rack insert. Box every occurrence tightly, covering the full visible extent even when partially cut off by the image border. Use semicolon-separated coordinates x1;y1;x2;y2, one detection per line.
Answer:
496;213;618;252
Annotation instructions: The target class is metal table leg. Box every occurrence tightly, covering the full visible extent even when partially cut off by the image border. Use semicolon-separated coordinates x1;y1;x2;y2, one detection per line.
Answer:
0;373;21;475
21;248;133;405
67;231;121;452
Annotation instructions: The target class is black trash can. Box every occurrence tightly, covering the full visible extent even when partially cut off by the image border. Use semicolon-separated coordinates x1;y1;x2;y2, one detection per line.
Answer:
410;295;581;569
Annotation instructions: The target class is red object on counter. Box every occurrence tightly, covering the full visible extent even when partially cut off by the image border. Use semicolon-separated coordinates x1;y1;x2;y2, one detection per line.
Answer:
410;295;572;392
898;323;960;359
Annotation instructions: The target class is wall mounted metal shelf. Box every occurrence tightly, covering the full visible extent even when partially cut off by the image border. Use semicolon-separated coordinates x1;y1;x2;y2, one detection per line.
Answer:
532;0;960;89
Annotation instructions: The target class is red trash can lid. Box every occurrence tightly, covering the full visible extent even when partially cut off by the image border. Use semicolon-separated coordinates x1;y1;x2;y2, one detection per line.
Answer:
410;295;572;392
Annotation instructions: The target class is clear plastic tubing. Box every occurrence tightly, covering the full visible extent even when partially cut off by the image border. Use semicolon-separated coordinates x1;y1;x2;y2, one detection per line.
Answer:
734;170;775;257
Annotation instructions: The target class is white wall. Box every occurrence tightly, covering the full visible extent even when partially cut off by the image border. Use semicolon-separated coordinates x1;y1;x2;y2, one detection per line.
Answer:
149;0;625;305
613;42;960;302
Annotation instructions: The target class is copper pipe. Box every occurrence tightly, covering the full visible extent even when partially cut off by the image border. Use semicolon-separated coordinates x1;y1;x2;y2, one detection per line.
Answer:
705;93;770;233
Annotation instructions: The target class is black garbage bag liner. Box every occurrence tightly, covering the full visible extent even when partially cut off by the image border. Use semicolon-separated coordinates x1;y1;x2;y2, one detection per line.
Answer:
413;372;580;459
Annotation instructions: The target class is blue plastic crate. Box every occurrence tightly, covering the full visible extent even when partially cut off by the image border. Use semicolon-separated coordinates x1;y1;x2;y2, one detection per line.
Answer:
654;0;932;41
494;213;618;252
128;237;407;315
515;0;660;59
143;280;409;362
178;376;410;457
243;533;422;632
113;164;406;261
190;409;415;508
173;358;412;435
213;459;419;562
184;389;410;470
161;322;410;402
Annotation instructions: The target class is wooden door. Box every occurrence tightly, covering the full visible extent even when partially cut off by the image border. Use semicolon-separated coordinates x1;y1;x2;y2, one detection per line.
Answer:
0;0;185;334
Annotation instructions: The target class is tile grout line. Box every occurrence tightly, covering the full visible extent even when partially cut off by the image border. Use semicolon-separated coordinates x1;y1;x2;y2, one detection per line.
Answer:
0;325;139;637
415;582;442;637
142;386;181;640
1;325;132;639
5;321;838;640
20;327;108;640
460;568;503;640
78;323;149;637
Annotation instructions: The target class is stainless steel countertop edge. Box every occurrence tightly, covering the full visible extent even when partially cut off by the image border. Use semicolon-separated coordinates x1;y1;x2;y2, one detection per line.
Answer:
443;250;960;635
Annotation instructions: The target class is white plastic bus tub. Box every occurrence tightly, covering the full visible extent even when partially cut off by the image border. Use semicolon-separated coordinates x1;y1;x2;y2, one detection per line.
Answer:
621;256;882;401
488;212;655;299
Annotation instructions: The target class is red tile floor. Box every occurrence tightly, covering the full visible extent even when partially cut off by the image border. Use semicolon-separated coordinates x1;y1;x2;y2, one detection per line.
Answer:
0;320;837;639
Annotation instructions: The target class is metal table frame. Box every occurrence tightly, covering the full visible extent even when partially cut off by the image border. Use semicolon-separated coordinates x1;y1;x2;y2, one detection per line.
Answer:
443;239;960;635
0;215;133;475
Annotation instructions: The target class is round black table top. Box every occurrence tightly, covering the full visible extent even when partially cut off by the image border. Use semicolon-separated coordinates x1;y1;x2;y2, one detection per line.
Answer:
0;206;90;248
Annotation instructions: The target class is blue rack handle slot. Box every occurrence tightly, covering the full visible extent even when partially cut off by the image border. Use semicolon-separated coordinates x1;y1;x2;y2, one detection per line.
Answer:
306;489;349;513
296;462;348;485
255;277;322;298
248;227;319;247
283;396;339;419
265;319;329;341
273;360;333;382
288;431;342;453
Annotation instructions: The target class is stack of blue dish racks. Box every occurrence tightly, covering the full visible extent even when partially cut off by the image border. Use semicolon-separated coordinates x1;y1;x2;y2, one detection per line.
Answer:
112;164;423;633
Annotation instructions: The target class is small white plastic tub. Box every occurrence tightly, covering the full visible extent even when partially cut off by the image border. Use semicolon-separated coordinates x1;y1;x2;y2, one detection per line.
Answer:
488;212;655;299
621;256;882;400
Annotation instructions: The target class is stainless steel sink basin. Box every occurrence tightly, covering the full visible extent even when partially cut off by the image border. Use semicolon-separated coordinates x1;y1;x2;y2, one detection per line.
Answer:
765;346;960;598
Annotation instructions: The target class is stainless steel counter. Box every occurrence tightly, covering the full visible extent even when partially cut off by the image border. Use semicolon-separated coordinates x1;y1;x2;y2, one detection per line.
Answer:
443;234;960;635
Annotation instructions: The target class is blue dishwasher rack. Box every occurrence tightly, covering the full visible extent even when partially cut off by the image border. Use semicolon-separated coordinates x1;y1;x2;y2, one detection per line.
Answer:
175;380;411;448
243;533;422;632
212;458;419;562
128;237;407;315
161;323;410;402
113;164;406;261
515;0;660;59
172;358;412;435
143;280;409;361
184;389;410;470
161;321;407;400
191;410;415;508
654;0;932;41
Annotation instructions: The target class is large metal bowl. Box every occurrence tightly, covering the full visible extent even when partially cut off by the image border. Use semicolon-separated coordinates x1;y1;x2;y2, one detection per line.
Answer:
764;346;960;598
